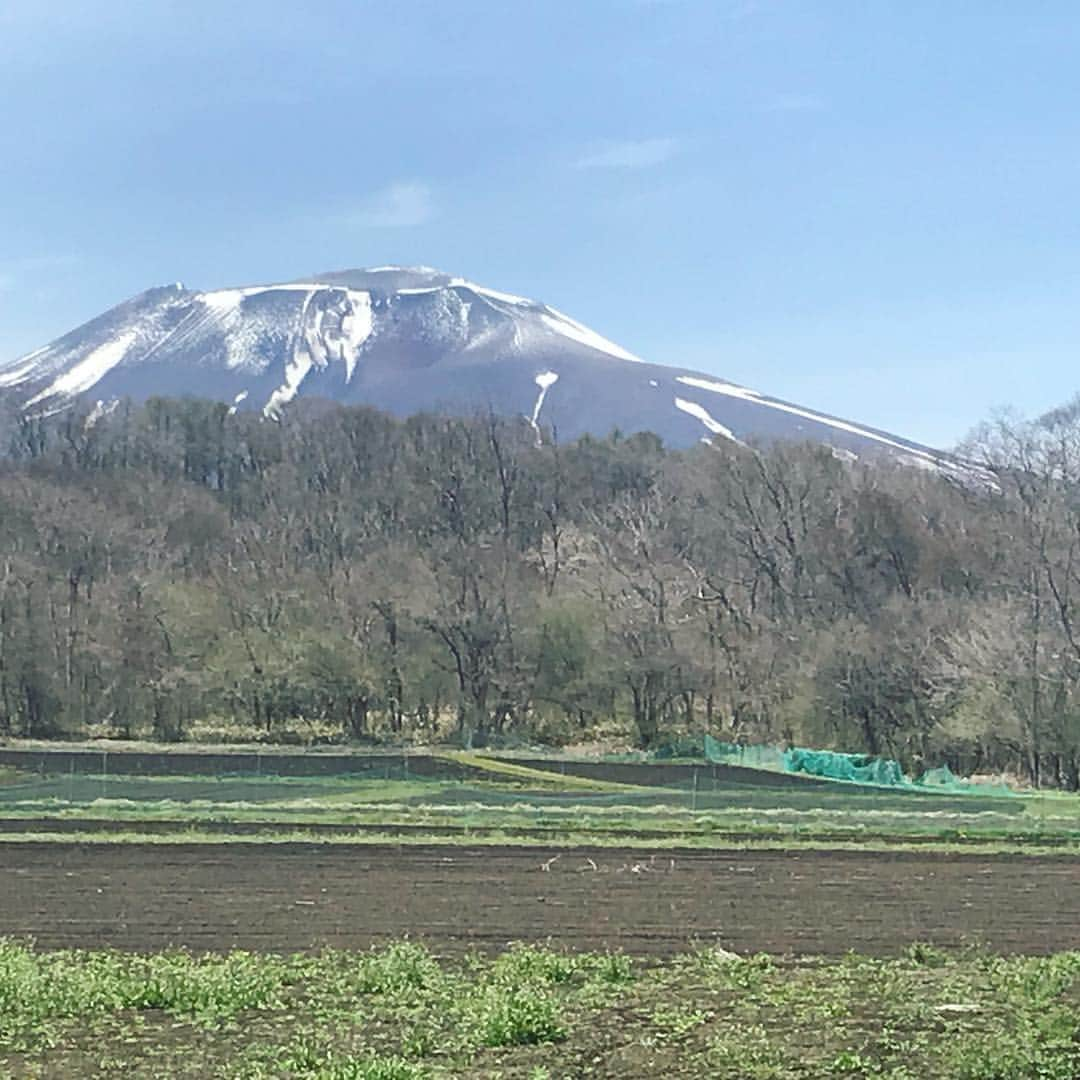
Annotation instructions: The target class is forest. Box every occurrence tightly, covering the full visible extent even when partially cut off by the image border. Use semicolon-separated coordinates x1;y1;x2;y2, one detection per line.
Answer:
1;394;1079;787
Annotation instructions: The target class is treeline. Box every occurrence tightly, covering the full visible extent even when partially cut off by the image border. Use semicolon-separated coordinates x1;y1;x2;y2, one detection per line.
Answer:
1;395;1079;785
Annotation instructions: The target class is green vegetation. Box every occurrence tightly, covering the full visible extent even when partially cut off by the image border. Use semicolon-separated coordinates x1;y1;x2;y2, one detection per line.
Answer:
3;939;1080;1077
4;396;1080;788
8;758;1080;853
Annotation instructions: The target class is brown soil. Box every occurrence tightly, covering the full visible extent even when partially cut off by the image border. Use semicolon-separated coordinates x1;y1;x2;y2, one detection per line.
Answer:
3;842;1079;956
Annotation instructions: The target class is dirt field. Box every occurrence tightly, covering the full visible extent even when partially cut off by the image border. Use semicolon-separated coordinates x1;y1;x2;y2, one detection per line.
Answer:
3;842;1080;956
0;742;916;792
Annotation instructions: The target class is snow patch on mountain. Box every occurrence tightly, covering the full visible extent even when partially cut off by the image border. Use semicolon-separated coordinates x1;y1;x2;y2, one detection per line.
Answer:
463;281;532;307
528;370;560;444
539;308;642;364
0;356;42;388
400;279;531;312
339;291;373;382
253;286;376;415
265;352;312;417
27;330;138;408
676;375;758;400
200;289;248;315
674;396;738;442
676;375;939;463
367;264;441;275
85;398;121;428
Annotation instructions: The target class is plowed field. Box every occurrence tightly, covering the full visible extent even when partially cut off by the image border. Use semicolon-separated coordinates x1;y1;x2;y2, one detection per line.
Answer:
4;842;1080;956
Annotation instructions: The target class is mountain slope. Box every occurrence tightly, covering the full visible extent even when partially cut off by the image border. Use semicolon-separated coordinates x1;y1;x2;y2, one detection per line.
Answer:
0;266;972;476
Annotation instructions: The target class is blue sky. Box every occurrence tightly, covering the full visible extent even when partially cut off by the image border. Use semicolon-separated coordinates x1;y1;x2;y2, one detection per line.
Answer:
3;1;1080;448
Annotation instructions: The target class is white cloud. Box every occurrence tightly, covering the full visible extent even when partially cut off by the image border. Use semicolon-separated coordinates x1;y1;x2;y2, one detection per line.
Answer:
575;137;682;171
341;181;434;228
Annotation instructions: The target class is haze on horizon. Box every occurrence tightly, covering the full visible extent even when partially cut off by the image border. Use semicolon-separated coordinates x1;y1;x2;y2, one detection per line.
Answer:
3;0;1079;450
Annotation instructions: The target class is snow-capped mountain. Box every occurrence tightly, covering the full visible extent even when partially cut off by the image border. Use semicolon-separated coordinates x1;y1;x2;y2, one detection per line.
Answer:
0;266;971;476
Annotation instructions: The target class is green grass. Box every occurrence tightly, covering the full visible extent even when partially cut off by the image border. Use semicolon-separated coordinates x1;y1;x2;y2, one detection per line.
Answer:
8;825;1080;856
6;809;1080;855
6;759;1080;854
433;751;644;792
2;940;1080;1078
0;939;291;1053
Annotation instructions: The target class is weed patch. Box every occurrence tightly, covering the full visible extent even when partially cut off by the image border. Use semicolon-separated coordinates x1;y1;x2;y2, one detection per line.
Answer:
4;940;1080;1077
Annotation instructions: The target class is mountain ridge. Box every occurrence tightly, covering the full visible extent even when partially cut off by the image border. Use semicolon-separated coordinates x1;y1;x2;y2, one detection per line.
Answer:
0;265;976;479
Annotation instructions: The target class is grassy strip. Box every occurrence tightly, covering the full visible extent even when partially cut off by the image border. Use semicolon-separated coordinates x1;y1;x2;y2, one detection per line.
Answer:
4;813;1080;848
2;827;1080;855
3;939;1080;1078
432;751;648;792
5;781;1080;848
0;790;1040;823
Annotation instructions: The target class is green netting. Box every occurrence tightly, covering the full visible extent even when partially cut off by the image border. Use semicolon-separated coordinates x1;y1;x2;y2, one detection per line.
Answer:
688;734;1012;795
702;736;787;771
783;748;905;787
919;764;960;787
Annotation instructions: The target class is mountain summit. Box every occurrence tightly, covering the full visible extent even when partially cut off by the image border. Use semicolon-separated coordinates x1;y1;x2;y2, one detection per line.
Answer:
0;266;966;474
